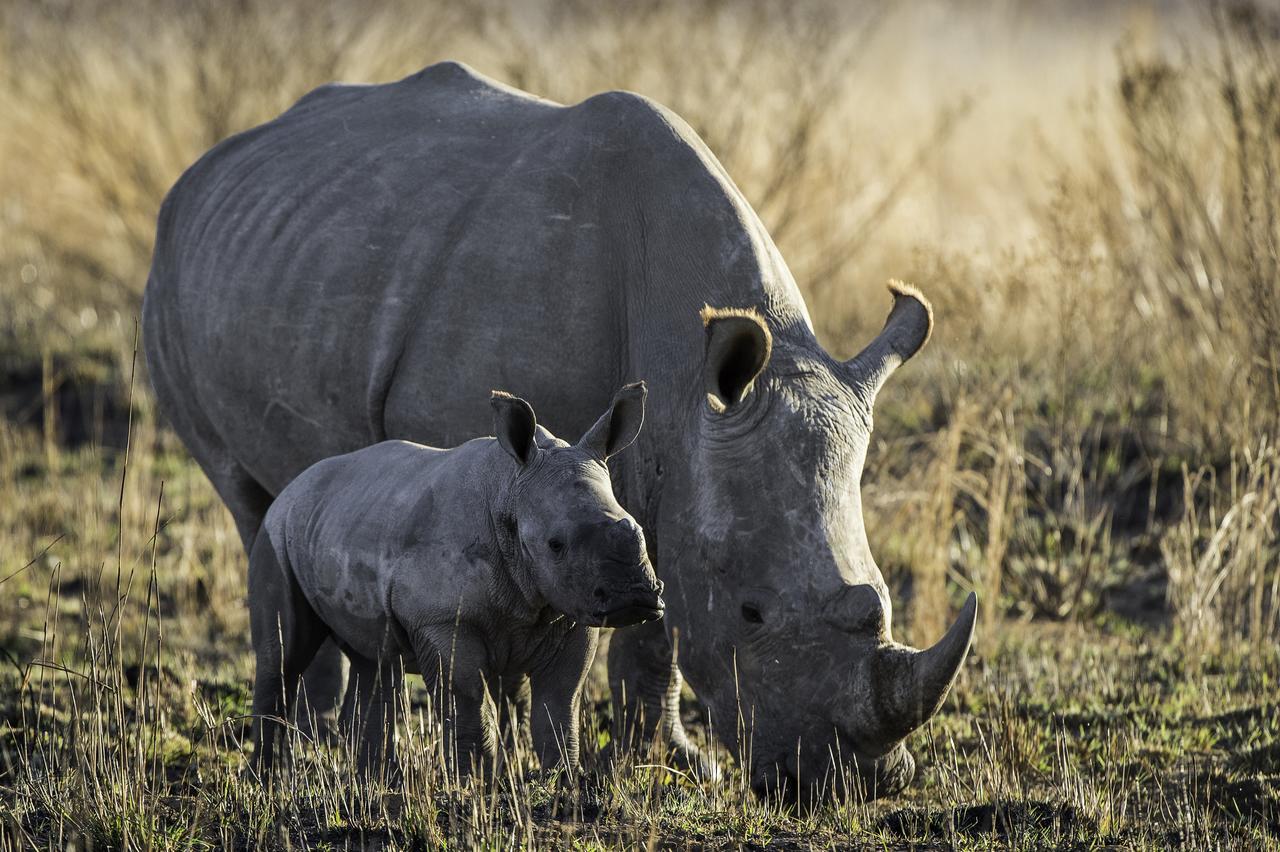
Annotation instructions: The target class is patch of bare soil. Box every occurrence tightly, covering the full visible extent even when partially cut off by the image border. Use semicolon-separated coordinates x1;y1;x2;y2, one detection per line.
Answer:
877;800;1097;843
1177;770;1280;837
1234;743;1280;775
0;349;132;449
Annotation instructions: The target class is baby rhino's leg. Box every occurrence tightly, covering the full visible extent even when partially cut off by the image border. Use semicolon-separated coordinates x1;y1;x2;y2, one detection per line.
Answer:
499;675;532;761
529;628;599;773
343;654;404;781
248;531;328;780
416;632;497;779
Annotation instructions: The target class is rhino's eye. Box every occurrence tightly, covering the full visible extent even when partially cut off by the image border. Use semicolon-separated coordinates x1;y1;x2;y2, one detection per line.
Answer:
547;538;565;555
741;603;764;624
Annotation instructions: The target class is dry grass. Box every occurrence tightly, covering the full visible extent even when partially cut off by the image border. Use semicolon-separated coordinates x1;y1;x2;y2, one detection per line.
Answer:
1;0;1279;847
1164;439;1280;651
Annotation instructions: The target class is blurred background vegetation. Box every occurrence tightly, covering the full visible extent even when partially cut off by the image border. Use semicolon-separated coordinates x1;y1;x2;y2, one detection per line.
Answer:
1;0;1278;846
3;0;1275;649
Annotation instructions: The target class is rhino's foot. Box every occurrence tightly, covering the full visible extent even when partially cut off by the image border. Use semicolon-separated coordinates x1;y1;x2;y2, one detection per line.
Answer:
669;739;721;784
294;706;343;746
527;764;584;792
599;736;721;785
526;767;603;822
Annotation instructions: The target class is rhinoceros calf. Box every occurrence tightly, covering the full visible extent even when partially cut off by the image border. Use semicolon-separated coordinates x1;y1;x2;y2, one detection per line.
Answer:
249;384;662;776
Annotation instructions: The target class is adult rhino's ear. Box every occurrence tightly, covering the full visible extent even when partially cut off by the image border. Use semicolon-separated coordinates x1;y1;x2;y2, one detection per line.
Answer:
701;306;771;413
579;381;646;461
491;390;537;467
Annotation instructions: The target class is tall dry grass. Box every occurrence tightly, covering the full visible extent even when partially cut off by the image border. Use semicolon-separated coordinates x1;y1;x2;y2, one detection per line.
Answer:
1070;1;1280;445
1163;439;1280;650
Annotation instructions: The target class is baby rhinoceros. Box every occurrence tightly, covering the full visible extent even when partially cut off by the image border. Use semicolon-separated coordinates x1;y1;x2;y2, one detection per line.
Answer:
248;382;662;780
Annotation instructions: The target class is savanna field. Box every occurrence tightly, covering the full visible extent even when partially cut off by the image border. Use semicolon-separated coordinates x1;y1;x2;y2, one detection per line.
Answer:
1;0;1279;848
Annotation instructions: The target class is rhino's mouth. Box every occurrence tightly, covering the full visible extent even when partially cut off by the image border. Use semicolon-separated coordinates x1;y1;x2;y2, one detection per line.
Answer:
593;599;665;627
750;743;916;805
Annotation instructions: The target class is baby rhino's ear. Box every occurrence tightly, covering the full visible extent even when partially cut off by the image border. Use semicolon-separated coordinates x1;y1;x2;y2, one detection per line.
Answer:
579;381;647;461
491;391;537;467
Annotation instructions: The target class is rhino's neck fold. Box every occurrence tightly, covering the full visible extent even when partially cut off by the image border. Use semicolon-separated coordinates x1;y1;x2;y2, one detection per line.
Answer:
462;442;548;620
608;119;823;535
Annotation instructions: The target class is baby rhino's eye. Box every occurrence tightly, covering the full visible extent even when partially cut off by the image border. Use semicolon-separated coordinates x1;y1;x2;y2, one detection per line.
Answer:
547;538;565;555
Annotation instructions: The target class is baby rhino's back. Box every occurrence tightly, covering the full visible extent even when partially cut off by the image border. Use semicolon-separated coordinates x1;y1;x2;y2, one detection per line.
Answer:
262;440;456;660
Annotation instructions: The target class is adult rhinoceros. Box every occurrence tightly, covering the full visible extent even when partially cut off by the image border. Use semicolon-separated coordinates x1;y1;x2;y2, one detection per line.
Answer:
143;61;975;801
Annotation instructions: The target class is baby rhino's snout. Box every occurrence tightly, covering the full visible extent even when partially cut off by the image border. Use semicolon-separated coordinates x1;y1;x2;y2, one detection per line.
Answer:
590;517;664;627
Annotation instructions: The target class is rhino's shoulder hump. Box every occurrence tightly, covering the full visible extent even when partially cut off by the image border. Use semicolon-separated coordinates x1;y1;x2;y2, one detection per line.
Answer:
573;89;661;122
286;60;543;114
562;88;713;178
396;60;559;110
402;60;504;91
290;441;427;492
352;439;440;468
570;89;681;141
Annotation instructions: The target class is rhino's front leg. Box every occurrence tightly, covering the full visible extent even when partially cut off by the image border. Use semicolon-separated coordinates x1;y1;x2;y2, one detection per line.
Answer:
417;631;497;778
499;675;532;757
607;618;719;781
529;627;598;773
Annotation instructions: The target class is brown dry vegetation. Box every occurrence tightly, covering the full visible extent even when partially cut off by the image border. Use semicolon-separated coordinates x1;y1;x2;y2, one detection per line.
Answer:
1;0;1279;848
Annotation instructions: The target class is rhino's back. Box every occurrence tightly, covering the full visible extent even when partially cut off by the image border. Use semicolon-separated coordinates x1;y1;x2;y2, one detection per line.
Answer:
271;438;453;563
147;62;685;494
265;437;487;660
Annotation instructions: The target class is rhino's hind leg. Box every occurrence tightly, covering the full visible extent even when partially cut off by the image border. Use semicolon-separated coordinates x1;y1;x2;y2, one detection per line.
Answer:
607;620;719;781
208;459;349;740
248;532;328;781
297;641;349;740
210;462;348;740
342;654;403;781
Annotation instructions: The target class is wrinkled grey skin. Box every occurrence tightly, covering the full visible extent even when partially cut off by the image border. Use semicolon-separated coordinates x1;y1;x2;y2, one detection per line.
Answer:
144;61;976;802
249;384;662;777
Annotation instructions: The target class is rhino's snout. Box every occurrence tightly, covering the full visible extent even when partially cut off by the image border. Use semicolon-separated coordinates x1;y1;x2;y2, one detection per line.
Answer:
591;576;663;599
580;517;662;626
595;597;664;627
590;564;664;627
591;571;664;627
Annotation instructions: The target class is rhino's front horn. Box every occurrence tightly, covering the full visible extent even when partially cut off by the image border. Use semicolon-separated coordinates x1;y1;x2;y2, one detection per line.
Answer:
872;592;976;744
